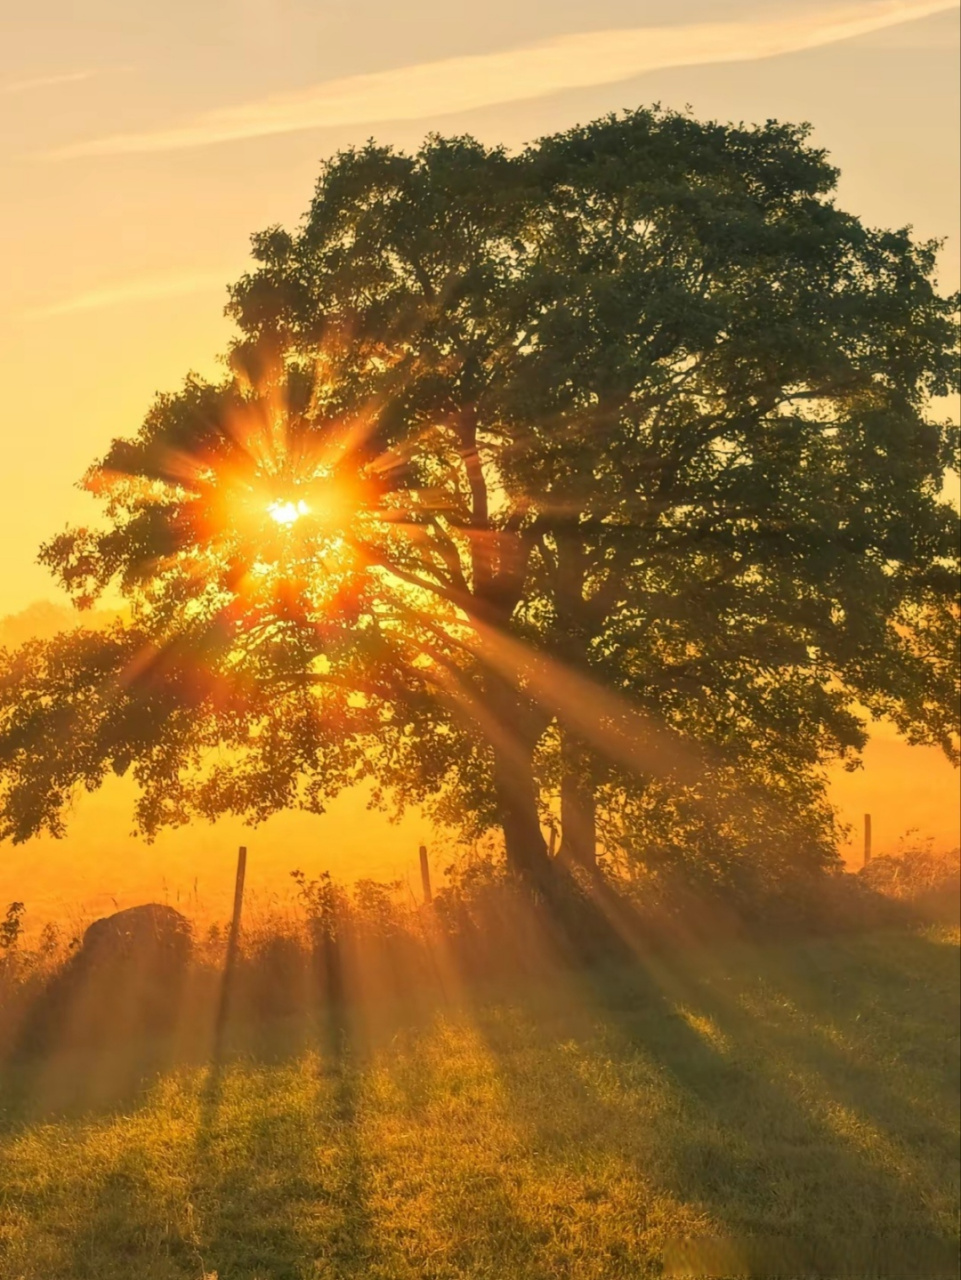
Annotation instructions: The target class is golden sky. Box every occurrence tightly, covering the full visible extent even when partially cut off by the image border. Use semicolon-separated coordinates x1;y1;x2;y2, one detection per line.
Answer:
1;0;958;916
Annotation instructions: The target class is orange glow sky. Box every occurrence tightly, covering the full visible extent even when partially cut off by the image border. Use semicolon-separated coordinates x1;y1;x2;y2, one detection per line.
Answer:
1;1;958;919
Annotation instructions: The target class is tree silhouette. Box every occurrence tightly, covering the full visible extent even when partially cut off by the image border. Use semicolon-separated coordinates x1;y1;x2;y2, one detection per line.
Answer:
1;109;958;899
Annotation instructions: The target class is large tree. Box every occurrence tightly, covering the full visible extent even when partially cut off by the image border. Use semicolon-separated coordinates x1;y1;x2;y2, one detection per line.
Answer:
225;111;960;873
1;109;958;895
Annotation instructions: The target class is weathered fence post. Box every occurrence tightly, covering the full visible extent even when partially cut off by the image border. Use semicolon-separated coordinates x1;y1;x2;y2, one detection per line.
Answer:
863;814;872;867
214;845;247;1052
419;844;432;904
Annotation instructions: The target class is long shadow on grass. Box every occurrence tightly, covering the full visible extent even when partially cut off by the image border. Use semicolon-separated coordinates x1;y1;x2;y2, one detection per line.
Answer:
0;1028;208;1142
682;930;961;1145
4;930;958;1279
183;995;378;1280
469;936;959;1280
28;998;378;1279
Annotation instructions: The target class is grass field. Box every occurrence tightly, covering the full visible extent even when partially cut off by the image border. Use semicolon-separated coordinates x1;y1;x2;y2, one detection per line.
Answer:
0;926;958;1279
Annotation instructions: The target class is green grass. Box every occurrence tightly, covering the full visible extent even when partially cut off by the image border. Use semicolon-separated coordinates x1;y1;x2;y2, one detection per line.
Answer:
0;926;958;1279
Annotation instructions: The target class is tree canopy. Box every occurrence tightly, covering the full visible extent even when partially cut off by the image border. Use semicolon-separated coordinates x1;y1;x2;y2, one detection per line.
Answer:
1;107;958;899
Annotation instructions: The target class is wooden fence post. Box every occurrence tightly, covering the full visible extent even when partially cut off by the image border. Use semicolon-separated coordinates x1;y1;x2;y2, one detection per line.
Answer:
419;844;432;904
214;845;247;1051
863;814;872;867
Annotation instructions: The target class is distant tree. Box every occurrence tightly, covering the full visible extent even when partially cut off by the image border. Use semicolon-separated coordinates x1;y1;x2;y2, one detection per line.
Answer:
1;109;958;901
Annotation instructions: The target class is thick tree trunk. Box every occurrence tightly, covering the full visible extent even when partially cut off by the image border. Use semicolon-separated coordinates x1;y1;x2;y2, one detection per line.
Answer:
479;664;553;889
482;679;631;962
558;731;597;871
491;742;553;888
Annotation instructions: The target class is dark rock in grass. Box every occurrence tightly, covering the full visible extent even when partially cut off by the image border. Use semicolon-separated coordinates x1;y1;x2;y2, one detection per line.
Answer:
80;903;192;969
16;904;193;1056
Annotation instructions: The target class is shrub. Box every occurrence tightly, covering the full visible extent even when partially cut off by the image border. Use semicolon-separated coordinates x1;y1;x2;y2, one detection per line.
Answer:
859;834;960;921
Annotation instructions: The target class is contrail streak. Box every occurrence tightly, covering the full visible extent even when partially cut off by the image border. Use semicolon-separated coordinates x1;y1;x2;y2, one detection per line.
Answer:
49;1;955;158
3;69;97;95
23;269;238;320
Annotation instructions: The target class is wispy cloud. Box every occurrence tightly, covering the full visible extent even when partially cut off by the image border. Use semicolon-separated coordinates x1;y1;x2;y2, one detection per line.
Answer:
3;69;98;95
24;270;235;320
49;0;955;159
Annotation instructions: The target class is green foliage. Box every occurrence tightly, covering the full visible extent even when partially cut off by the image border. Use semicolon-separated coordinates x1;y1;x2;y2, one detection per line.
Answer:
290;868;349;943
0;902;25;952
0;107;957;895
860;834;961;902
599;762;842;902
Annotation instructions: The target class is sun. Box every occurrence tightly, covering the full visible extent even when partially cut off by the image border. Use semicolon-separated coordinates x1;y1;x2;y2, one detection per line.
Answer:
267;498;310;527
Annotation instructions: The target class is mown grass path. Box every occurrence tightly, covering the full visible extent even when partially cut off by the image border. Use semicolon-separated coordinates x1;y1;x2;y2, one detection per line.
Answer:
0;927;958;1279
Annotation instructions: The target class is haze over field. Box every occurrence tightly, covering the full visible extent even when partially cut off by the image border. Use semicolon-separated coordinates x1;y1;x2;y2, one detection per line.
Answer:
1;0;958;916
3;728;955;929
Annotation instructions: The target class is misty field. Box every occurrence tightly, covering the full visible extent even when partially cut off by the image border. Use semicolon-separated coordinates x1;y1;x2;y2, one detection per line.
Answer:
0;925;957;1280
